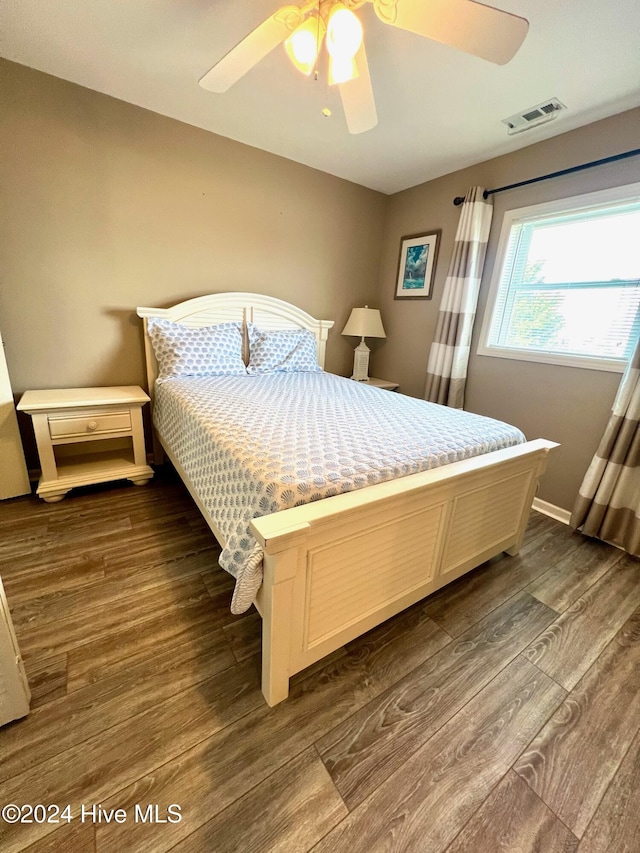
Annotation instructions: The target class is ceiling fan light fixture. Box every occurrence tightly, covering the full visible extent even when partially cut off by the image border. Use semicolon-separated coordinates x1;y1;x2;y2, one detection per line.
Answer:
284;14;326;76
326;4;363;61
201;0;530;136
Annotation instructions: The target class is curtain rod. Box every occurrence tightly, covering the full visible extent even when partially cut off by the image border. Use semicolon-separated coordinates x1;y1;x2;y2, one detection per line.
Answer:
452;147;640;206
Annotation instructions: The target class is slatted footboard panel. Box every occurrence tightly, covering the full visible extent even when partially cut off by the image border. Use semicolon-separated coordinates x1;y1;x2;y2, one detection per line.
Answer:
304;502;447;649
286;460;540;670
439;471;534;578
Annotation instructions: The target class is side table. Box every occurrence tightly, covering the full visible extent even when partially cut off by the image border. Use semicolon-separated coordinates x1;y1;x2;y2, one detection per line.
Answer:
17;386;154;502
355;377;400;391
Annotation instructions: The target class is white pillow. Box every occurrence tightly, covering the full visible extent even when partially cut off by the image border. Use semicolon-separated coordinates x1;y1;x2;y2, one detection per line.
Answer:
246;323;322;374
147;319;246;382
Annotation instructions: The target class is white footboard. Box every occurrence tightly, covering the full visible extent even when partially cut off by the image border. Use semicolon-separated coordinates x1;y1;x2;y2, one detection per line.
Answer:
251;439;557;706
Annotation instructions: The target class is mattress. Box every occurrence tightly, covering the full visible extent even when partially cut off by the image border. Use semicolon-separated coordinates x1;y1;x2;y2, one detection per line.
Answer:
153;372;526;613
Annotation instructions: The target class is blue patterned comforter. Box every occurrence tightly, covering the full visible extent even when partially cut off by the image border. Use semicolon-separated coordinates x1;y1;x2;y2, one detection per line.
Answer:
154;372;526;613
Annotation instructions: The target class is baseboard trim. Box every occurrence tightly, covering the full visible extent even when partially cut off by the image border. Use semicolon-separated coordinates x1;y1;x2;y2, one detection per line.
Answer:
532;497;572;526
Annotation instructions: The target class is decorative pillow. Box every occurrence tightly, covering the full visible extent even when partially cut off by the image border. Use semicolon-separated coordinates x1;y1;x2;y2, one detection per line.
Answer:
147;318;246;382
246;323;322;374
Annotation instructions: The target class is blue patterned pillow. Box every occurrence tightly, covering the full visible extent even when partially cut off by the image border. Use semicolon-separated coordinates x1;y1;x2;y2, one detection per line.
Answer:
148;319;246;382
247;323;322;374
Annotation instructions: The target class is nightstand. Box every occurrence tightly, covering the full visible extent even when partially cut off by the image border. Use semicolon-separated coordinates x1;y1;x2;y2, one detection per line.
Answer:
358;377;400;391
17;386;154;502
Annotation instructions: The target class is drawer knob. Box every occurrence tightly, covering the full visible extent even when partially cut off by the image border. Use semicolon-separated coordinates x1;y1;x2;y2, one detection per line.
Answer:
87;420;98;431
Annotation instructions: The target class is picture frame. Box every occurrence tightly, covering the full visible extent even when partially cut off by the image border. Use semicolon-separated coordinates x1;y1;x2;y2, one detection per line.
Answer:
394;230;440;300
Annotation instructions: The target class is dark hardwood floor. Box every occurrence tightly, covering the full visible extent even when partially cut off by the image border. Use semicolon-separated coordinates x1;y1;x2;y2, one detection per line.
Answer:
1;467;638;853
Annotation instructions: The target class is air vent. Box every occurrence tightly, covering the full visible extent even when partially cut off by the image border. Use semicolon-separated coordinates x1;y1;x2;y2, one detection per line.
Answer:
502;98;567;135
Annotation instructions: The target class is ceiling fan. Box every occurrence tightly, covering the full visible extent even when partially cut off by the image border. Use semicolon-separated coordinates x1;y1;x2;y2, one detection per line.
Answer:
199;0;529;135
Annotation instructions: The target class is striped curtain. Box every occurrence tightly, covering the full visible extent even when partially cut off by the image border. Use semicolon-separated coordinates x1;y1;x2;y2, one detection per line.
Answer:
571;336;640;556
424;187;493;408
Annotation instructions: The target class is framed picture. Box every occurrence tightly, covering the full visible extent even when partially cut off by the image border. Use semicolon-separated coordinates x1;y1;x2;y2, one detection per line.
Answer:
394;230;440;300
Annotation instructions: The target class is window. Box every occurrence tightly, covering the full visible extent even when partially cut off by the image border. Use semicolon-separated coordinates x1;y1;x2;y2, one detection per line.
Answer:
478;183;640;371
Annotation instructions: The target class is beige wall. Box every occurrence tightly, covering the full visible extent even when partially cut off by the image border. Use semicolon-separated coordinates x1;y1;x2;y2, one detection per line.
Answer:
0;60;385;398
3;59;638;511
372;107;640;510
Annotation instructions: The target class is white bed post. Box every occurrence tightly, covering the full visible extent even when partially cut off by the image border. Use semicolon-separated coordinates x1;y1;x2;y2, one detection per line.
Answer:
505;447;554;556
315;321;332;369
255;523;309;706
139;317;164;464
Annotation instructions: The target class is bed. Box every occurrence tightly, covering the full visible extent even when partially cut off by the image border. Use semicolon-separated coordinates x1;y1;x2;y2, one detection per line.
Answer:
137;292;558;706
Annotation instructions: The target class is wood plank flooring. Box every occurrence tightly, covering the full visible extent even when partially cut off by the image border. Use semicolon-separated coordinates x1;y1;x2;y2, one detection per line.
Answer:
0;467;638;853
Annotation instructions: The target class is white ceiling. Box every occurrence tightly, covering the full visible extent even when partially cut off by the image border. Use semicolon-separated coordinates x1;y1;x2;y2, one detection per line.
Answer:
3;0;640;194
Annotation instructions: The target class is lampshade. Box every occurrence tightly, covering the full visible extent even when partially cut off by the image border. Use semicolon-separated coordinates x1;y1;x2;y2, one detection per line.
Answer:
326;4;362;84
326;5;363;60
342;306;386;339
329;54;359;85
284;15;326;76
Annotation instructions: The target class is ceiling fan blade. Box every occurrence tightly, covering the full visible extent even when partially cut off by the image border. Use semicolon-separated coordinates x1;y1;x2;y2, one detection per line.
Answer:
338;44;378;134
199;6;302;92
377;0;529;65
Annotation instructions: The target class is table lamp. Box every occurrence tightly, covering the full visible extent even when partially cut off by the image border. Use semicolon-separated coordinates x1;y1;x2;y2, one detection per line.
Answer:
341;306;386;381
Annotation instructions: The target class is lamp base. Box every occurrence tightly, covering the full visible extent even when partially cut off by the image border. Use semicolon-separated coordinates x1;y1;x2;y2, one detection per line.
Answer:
351;340;370;381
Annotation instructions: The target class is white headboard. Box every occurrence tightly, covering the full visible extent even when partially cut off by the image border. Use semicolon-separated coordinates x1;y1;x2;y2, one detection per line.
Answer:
137;292;335;393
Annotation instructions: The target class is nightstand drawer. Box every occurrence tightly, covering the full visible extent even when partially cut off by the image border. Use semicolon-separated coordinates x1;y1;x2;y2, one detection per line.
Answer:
48;411;132;439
